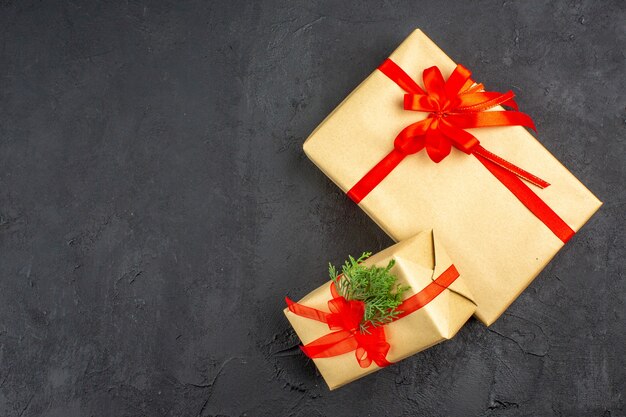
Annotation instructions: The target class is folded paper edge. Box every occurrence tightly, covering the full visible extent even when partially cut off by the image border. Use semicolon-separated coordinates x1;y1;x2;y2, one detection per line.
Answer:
431;230;476;305
283;228;477;389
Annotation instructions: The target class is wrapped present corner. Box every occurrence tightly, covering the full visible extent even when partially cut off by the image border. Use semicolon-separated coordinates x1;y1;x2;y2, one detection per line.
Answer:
303;29;602;325
284;230;476;390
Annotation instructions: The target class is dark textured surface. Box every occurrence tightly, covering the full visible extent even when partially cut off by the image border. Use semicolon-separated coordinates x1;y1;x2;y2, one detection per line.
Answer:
0;1;624;416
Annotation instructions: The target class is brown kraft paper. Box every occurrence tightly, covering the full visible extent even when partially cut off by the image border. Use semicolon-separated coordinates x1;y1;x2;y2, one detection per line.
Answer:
302;29;602;325
284;230;476;390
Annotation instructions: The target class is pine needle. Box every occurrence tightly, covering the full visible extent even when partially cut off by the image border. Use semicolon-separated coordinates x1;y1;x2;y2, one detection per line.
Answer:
329;252;409;333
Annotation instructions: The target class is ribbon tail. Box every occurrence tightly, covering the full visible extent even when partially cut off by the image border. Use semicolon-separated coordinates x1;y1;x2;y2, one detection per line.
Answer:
501;96;519;111
301;330;359;359
446;111;537;131
473;145;550;188
474;153;575;243
425;124;451;163
454;91;518;113
285;297;330;323
461;82;484;94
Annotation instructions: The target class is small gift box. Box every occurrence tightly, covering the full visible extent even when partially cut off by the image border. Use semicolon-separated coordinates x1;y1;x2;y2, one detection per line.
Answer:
284;230;475;390
303;29;602;325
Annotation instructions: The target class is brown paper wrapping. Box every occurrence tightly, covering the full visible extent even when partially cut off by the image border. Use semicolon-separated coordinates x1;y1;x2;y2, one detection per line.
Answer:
303;29;602;326
284;230;476;390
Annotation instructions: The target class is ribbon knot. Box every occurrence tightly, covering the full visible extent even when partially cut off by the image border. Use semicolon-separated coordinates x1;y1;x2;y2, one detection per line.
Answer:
388;62;533;163
346;59;575;244
285;285;391;368
325;297;365;332
286;265;462;369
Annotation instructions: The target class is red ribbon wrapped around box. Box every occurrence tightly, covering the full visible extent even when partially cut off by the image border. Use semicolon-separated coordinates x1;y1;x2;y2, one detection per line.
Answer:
347;59;574;244
286;263;460;368
283;231;476;390
302;29;602;325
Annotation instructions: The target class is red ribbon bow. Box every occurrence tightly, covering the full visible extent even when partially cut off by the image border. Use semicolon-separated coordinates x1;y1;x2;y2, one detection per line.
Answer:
346;60;574;244
286;264;461;368
286;282;391;368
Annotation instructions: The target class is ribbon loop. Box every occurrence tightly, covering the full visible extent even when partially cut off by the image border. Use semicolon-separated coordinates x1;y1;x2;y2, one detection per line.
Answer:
439;119;479;154
286;265;461;368
393;119;430;155
425;120;451;163
423;66;448;104
345;59;574;243
445;64;473;98
404;94;438;112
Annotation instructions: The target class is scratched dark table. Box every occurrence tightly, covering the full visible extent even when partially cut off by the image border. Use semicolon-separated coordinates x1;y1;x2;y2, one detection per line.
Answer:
0;1;624;416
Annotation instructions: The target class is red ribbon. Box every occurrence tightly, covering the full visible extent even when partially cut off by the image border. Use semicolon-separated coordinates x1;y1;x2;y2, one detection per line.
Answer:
286;264;460;368
346;60;574;243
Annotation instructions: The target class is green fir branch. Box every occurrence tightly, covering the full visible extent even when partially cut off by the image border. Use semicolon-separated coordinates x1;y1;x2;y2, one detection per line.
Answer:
329;252;409;333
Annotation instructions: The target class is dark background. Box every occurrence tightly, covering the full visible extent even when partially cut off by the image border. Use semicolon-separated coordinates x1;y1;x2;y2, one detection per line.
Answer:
0;1;624;416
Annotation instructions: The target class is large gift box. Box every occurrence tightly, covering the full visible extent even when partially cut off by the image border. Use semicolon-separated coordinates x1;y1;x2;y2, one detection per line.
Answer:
303;29;602;325
284;230;476;390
